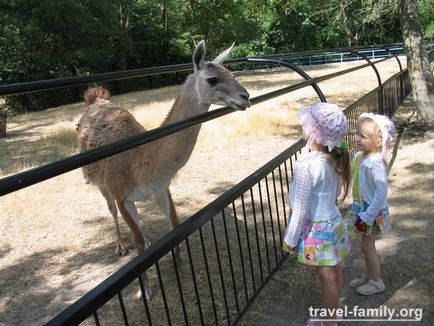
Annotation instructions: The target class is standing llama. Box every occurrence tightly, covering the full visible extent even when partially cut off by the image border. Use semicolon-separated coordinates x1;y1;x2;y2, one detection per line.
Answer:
76;40;250;298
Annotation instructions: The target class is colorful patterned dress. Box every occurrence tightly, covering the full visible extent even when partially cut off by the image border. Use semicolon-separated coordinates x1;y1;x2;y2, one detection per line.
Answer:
283;152;350;266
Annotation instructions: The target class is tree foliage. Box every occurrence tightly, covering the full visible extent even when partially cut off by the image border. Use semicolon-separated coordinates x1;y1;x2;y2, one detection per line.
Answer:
0;0;433;113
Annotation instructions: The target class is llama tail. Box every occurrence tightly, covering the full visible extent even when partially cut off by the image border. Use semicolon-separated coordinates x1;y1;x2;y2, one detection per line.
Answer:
83;86;110;105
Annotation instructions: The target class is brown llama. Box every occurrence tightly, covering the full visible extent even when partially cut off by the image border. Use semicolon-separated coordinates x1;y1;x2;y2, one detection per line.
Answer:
76;40;250;299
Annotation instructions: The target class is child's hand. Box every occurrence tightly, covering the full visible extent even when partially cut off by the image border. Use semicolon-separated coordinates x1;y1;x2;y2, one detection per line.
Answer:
355;215;367;232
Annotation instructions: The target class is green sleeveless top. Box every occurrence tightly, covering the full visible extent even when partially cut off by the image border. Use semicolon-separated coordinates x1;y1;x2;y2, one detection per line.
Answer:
351;153;363;201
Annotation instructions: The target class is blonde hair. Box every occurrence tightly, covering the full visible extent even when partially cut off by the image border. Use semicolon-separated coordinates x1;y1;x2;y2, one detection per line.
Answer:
358;117;382;144
330;147;351;202
357;116;393;172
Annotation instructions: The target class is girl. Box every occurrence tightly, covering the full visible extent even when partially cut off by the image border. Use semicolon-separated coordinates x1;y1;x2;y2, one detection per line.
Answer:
283;103;351;326
349;113;395;295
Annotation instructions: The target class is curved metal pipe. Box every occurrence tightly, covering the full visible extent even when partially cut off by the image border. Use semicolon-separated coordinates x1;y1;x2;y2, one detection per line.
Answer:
384;47;404;101
384;47;403;72
351;50;383;114
246;58;327;102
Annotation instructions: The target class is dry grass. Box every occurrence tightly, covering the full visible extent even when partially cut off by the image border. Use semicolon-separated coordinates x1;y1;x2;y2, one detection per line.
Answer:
0;58;402;177
0;58;406;325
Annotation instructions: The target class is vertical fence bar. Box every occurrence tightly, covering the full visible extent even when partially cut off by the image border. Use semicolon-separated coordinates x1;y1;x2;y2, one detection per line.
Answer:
93;312;100;326
241;193;256;292
185;237;205;325
289;156;295;179
170;249;189;325
211;217;231;325
277;166;287;254
117;292;129;326
155;261;171;326
222;209;241;315
257;180;271;274
250;187;264;283
138;275;153;326
265;174;279;265
231;201;249;304
283;161;290;190
199;228;218;325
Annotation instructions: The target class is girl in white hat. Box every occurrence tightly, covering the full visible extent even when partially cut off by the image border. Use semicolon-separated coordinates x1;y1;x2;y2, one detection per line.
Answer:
283;102;351;325
349;113;396;296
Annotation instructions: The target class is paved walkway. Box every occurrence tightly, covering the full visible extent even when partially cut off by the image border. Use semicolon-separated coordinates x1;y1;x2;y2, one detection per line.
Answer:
240;101;434;325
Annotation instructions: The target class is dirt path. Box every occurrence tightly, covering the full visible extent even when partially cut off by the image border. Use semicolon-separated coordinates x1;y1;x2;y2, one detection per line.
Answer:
0;60;420;326
240;101;434;325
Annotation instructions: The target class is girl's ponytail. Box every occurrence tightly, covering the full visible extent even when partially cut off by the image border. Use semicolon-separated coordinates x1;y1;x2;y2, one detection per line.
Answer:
330;145;351;202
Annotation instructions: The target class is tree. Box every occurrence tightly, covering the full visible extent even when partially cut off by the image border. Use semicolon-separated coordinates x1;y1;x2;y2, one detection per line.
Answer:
0;0;118;112
400;0;434;125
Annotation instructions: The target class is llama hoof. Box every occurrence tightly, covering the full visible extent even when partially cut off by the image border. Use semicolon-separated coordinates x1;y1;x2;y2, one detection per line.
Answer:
115;241;128;256
136;287;152;301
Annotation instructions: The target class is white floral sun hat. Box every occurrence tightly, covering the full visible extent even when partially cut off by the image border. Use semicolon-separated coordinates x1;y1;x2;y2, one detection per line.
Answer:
358;112;396;158
298;102;348;152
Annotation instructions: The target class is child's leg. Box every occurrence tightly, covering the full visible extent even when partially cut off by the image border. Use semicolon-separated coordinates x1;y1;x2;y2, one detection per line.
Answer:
334;262;343;296
318;266;340;326
361;234;381;281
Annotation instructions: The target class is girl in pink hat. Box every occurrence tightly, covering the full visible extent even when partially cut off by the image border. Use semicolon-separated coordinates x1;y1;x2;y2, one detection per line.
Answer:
283;102;351;325
348;113;395;296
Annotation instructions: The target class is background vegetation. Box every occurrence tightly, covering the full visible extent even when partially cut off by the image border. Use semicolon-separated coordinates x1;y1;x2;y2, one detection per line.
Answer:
1;0;433;113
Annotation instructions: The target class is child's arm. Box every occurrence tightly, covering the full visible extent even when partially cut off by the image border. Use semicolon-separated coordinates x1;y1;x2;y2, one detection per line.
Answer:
358;161;388;225
284;164;312;247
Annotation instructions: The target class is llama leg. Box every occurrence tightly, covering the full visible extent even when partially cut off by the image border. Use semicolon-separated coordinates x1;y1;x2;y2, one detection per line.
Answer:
100;187;127;256
117;199;152;300
154;188;180;257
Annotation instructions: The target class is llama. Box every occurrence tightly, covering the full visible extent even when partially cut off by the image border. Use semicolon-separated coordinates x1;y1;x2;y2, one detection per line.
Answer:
76;40;250;298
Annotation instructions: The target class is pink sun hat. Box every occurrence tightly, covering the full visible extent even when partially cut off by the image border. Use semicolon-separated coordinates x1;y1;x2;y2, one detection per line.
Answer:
298;102;348;152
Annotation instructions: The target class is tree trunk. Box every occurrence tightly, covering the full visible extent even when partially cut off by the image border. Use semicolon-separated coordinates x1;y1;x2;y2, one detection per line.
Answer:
400;0;434;126
341;0;358;47
119;0;132;71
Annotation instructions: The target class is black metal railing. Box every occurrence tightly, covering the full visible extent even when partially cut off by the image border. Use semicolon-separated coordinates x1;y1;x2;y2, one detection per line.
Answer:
0;55;394;196
2;46;428;326
45;68;410;326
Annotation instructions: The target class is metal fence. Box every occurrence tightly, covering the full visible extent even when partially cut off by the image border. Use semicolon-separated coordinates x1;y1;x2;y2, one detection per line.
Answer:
255;42;434;67
0;46;426;325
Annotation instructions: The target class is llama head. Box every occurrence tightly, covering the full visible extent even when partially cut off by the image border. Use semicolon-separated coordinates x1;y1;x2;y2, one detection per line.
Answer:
192;40;250;111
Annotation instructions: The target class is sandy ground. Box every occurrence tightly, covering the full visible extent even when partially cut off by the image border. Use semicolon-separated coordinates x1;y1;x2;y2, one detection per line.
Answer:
239;100;434;325
0;59;421;326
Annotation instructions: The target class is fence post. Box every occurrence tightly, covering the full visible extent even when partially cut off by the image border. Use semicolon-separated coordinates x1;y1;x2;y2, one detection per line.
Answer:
384;47;404;103
352;50;383;114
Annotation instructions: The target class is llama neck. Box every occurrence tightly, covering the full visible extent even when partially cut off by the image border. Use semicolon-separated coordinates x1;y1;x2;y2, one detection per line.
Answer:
152;75;209;178
161;76;208;126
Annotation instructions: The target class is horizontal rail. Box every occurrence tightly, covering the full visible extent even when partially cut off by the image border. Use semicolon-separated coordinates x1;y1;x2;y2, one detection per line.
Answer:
0;57;390;196
0;63;193;96
0;43;411;97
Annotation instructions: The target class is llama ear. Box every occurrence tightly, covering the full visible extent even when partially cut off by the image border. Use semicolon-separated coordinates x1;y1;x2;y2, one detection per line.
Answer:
213;42;234;64
193;40;206;71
